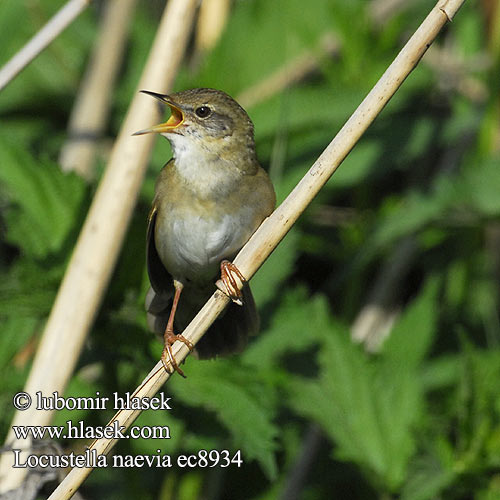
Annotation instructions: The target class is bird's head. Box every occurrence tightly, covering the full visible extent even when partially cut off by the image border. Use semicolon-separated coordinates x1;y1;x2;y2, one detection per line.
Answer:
134;88;256;163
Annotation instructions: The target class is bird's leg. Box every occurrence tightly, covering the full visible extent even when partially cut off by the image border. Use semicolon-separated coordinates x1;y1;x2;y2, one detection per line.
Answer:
217;260;246;306
161;280;194;378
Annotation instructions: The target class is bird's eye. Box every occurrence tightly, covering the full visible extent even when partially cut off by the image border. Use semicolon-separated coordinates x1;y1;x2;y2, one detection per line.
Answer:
195;106;211;118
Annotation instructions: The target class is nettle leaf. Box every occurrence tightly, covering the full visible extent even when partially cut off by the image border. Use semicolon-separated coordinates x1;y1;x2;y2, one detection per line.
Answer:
287;281;439;492
0;138;86;258
0;316;38;370
400;456;456;500
371;175;457;251
0;316;39;436
0;257;63;320
372;279;439;488
454;346;500;463
251;228;299;306
460;156;500;217
289;337;393;482
169;359;278;479
243;287;330;369
381;278;439;368
130;409;186;457
369;153;500;258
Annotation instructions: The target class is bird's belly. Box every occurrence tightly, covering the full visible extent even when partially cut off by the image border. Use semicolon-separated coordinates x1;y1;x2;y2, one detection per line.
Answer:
155;212;250;283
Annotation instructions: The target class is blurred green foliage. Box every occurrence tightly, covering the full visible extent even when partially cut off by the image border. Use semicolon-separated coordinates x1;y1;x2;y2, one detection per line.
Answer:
1;0;500;499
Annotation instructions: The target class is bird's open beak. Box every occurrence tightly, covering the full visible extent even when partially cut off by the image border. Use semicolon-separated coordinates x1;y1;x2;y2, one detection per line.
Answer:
133;90;184;135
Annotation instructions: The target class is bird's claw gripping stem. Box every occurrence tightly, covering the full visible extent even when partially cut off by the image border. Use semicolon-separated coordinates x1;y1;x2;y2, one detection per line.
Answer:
161;329;194;378
217;260;246;305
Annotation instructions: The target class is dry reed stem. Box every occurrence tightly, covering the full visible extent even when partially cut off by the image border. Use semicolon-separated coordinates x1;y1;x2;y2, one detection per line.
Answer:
59;0;138;180
351;237;418;351
195;0;231;52
369;0;419;26
0;0;198;493
47;1;466;499
424;44;488;102
0;0;91;92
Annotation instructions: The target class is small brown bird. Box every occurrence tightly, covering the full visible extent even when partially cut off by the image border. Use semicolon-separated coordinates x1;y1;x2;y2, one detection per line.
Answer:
135;88;275;376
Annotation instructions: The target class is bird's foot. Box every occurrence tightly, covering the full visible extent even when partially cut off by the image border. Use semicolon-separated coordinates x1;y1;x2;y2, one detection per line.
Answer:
217;260;246;306
161;329;194;378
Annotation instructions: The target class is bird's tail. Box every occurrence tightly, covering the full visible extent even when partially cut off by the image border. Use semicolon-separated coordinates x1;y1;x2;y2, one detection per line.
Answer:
145;285;259;360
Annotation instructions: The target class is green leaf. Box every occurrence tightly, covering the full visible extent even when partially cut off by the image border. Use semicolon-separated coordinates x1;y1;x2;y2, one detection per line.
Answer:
0;137;86;258
460;156;500;216
187;0;335;95
371;176;456;251
332;140;381;188
381;278;439;368
169;359;278;479
400;456;456;500
0;258;63;321
131;408;185;457
243;287;330;369
0;316;37;370
288;281;439;491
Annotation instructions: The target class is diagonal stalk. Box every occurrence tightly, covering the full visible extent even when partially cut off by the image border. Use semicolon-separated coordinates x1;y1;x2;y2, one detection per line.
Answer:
0;0;91;92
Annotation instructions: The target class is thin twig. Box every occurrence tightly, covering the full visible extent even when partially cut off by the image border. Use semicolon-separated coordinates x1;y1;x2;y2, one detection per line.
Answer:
59;0;138;180
238;0;481;112
279;425;324;500
0;0;198;494
237;32;339;109
46;1;466;499
0;0;91;92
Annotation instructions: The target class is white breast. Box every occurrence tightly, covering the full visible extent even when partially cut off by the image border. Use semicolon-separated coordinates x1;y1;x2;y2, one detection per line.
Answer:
156;211;248;283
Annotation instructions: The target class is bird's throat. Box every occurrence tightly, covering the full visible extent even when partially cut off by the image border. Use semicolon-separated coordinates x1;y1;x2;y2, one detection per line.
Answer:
168;134;243;199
